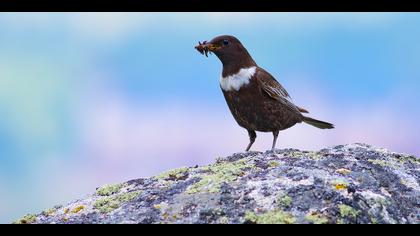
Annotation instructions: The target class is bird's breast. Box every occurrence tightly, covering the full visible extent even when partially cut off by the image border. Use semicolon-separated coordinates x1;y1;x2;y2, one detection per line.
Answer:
219;66;257;92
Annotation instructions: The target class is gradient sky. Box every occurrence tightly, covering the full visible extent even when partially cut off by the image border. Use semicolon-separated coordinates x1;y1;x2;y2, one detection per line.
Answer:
0;13;419;223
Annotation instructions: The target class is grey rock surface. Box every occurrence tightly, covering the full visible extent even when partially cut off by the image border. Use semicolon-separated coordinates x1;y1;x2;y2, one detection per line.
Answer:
15;143;419;224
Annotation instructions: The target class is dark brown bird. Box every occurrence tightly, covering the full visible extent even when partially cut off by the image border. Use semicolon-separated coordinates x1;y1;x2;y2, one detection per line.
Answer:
195;35;334;151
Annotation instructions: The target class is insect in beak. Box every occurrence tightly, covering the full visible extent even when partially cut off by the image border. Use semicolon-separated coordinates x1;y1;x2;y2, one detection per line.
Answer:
195;41;209;57
195;41;218;57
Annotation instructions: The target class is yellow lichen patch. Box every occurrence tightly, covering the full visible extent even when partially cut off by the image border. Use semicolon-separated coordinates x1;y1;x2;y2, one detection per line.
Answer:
71;205;85;214
13;214;37;224
162;212;170;220
335;168;351;175
171;214;178;220
334;183;347;190
63;208;70;214
42;208;57;217
153;202;169;211
332;180;349;191
244;210;295;224
268;161;280;168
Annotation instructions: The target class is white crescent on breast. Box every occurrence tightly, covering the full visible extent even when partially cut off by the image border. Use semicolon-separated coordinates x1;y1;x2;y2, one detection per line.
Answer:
220;66;257;92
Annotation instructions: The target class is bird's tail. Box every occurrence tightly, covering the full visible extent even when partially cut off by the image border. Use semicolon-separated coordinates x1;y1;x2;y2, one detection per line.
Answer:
302;116;334;129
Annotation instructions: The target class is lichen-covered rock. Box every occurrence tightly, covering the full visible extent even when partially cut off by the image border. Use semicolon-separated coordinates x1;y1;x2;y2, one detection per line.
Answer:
16;143;420;224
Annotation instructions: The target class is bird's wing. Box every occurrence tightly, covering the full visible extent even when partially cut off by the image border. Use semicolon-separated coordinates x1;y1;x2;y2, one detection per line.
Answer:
256;68;308;113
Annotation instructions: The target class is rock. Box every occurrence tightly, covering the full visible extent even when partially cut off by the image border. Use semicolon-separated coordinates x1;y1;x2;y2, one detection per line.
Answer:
14;143;420;224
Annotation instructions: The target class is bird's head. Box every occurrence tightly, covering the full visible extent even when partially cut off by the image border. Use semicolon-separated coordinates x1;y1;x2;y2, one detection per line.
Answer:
195;35;256;68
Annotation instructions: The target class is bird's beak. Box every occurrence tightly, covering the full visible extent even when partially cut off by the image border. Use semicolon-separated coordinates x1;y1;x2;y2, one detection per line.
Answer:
195;41;221;57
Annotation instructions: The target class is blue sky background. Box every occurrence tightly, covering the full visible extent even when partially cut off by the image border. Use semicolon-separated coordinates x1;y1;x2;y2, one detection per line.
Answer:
0;13;419;223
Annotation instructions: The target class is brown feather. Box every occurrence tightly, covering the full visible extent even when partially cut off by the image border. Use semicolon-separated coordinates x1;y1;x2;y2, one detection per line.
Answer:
255;68;302;114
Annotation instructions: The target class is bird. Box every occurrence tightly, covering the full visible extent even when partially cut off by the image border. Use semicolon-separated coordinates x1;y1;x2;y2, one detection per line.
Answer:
195;35;334;151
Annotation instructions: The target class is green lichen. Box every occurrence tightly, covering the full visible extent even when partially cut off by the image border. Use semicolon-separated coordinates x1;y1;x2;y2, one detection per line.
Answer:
13;214;37;224
94;198;119;213
277;193;292;208
368;159;400;169
155;166;189;181
338;204;359;219
305;212;329;224
391;154;420;166
370;217;378;224
244;211;259;223
285;151;322;160
94;190;141;213
96;183;125;196
404;156;420;165
244;210;295;224
186;159;253;194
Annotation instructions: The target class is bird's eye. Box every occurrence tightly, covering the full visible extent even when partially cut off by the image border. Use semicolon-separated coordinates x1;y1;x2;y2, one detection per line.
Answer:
223;39;229;45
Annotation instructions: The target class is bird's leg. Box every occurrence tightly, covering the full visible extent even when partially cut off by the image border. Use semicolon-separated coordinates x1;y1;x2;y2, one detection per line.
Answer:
272;130;279;151
245;130;256;152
